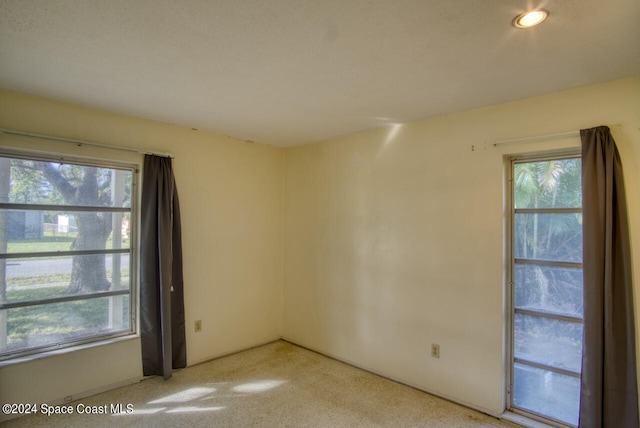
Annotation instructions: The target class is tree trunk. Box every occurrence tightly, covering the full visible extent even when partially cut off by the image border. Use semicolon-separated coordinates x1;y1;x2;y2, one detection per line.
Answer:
68;212;112;293
38;164;112;293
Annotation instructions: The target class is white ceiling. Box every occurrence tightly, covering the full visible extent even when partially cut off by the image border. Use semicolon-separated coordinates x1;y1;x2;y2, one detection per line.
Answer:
0;1;639;147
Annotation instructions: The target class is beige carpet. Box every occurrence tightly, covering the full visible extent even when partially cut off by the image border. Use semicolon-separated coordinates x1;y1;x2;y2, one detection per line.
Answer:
3;341;517;427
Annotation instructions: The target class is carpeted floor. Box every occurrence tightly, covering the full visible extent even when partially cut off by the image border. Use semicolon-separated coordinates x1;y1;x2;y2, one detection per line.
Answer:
3;340;517;427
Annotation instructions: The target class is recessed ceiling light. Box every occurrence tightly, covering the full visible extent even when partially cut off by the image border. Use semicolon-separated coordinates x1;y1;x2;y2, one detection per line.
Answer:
512;9;549;29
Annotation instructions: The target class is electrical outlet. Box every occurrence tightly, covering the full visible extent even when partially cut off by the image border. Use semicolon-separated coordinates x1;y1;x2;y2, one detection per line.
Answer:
194;320;202;332
431;343;440;359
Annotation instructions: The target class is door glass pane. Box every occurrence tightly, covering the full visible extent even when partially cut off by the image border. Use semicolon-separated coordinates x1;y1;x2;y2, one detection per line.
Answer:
514;213;582;262
513;363;580;426
514;264;583;318
514;313;583;373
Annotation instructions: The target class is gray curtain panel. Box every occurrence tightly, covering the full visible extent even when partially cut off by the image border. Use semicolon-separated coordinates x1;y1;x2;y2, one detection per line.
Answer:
140;154;187;380
580;126;638;428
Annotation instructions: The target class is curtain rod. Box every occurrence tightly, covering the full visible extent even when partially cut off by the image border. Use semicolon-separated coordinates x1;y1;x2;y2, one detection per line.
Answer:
0;128;174;158
491;130;580;147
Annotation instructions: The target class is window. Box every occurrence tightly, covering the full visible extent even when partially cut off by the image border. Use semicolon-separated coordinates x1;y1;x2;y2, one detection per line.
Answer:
0;152;137;360
507;152;583;427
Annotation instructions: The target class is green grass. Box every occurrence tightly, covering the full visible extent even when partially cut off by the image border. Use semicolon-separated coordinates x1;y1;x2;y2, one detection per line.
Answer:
7;298;129;346
3;284;130;350
6;273;71;289
6;235;129;254
2;271;131;353
7;237;76;254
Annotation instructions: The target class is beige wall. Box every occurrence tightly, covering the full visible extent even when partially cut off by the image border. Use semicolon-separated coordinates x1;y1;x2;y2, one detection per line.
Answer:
0;76;639;417
0;89;284;409
282;76;640;415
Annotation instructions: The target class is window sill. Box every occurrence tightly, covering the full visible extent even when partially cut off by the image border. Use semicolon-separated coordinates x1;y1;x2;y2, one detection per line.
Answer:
0;334;139;368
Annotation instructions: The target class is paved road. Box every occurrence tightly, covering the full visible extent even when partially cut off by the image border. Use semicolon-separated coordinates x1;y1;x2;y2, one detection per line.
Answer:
5;254;131;278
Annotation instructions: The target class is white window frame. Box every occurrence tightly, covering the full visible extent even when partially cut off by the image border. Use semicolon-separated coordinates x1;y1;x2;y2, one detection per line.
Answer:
0;149;139;361
505;148;582;428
